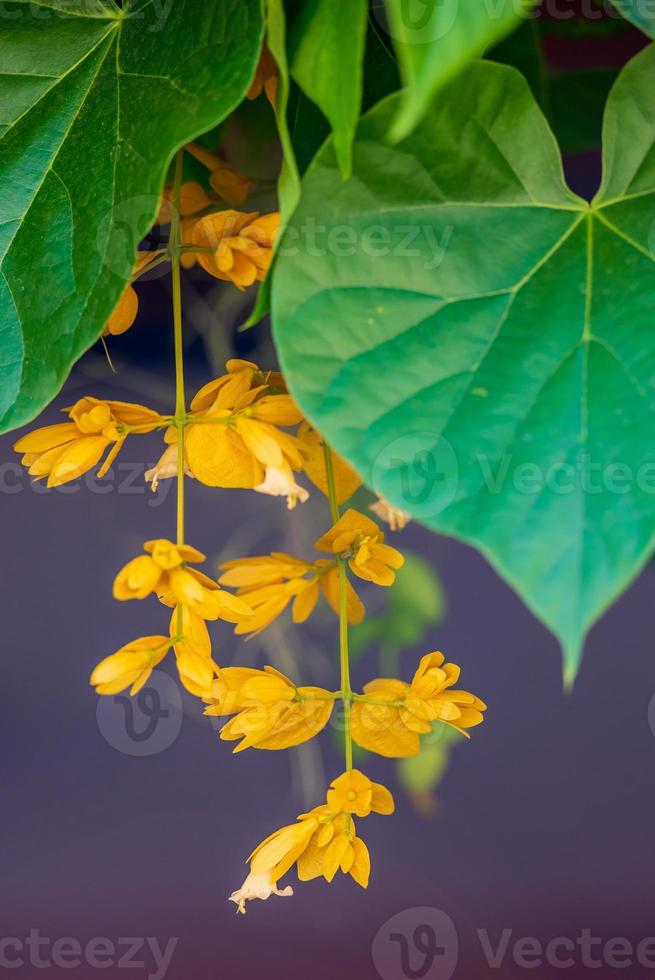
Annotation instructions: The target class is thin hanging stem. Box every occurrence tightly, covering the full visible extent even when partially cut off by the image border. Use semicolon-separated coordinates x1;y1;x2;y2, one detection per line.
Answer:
323;441;353;775
170;150;186;642
171;150;186;549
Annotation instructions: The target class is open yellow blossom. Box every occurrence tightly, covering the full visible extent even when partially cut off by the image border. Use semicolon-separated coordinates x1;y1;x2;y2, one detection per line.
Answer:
113;539;253;624
297;422;362;505
247;46;279;106
144;360;304;503
219;553;365;635
351;652;487;757
326;770;395;817
90;635;171;696
315;508;405;586
185;365;308;505
191;210;280;289
230;770;393;913
204;665;334;752
14;397;162;488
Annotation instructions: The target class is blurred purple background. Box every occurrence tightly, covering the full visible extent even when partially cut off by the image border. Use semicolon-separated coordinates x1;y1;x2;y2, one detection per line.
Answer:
2;5;655;978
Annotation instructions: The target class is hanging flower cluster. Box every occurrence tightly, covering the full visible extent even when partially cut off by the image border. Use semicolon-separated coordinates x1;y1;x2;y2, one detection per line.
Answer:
13;134;487;914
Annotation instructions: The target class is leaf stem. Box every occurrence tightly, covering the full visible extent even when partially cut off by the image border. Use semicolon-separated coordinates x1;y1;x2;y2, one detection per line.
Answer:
323;441;353;775
171;150;186;548
170;150;186;641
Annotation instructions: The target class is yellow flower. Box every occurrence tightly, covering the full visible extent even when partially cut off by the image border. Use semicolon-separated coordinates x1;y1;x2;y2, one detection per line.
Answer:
113;539;253;624
218;553;365;635
230;769;393;912
315;508;405;586
325;770;395;818
297;422;362;505
103;253;156;336
158;180;213;225
351;652;487;757
170;605;220;697
204;665;334;752
14;397;162;488
191;210;280;289
184;362;308;504
369;496;411;532
183;143;253;206
247;46;279;106
90;635;171;696
144;423;198;492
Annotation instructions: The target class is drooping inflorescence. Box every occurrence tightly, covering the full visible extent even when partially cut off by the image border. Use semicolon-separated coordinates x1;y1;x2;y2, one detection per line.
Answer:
13;135;487;914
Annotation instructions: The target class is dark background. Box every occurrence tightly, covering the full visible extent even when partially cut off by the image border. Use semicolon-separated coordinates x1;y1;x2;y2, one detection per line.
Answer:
2;4;655;978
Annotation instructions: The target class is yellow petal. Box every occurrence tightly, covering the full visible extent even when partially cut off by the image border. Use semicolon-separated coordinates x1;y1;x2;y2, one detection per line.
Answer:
13;422;78;455
186;422;263;488
113;555;162;600
292;580;319;623
47;435;110;487
297;423;362;505
349;837;370;888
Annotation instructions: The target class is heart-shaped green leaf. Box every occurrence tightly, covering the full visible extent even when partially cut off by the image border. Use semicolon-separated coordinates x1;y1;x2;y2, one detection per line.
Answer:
272;47;655;681
384;0;537;141
612;1;655;37
0;0;264;433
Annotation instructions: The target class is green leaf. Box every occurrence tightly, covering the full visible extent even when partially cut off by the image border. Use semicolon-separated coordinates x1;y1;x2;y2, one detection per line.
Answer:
272;47;655;683
0;0;264;434
243;0;301;330
349;551;445;665
612;0;655;36
397;724;458;797
384;0;537;141
549;70;616;154
289;0;368;179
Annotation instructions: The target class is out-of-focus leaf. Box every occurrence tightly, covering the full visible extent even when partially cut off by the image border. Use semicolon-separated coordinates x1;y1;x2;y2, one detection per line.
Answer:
611;0;655;36
549;70;617;154
290;0;368;179
384;0;538;141
350;552;446;665
397;723;459;816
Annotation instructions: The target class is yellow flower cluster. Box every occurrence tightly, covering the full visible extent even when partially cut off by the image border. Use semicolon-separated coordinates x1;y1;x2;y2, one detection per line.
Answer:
91;539;253;697
13;397;162;487
15;126;488;915
219;507;405;634
230;770;394;913
203;665;335;752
